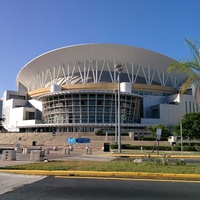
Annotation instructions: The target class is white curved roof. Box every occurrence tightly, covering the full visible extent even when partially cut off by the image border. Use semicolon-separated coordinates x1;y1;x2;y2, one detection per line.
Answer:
16;44;187;90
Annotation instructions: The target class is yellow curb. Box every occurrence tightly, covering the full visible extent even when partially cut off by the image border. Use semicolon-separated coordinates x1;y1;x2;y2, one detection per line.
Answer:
0;170;200;181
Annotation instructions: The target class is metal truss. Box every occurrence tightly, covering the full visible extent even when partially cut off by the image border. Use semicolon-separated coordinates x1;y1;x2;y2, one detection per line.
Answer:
27;60;181;91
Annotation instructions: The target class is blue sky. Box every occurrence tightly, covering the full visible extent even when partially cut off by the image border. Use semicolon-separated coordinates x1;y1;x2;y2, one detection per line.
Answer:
0;0;200;97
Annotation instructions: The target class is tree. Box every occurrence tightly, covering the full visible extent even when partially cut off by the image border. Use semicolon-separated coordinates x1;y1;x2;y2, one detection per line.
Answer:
0;117;4;125
173;112;200;140
167;38;200;111
147;124;171;139
0;116;6;132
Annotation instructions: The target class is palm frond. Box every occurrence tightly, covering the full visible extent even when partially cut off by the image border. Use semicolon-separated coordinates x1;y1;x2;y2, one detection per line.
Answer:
184;38;200;60
167;38;200;106
167;61;195;75
180;75;199;93
195;82;200;104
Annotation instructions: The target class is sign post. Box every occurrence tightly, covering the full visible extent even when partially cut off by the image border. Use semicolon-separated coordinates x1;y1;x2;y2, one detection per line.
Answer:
156;129;162;155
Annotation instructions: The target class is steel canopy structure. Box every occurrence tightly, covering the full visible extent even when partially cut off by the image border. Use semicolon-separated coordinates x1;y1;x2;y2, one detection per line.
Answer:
16;44;186;93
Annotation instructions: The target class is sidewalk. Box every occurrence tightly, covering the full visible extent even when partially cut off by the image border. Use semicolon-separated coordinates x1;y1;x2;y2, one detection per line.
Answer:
0;148;115;167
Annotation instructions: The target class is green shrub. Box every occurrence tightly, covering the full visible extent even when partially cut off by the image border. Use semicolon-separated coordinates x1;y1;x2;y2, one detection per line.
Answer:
171;145;198;151
95;131;129;136
110;143;117;149
159;146;171;151
174;159;186;165
182;146;197;151
111;144;171;151
195;145;200;151
142;137;156;141
95;130;104;135
171;146;181;151
121;144;132;149
177;142;200;146
111;143;198;151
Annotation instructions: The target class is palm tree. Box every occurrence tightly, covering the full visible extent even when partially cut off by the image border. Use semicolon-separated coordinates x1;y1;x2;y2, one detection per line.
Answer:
167;38;200;112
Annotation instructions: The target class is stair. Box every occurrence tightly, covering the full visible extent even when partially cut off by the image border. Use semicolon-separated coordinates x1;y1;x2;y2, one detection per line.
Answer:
0;132;171;148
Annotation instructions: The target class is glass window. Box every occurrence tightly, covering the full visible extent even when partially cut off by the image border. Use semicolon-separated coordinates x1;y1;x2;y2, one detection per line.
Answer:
89;117;95;123
81;106;87;111
89;94;96;98
138;91;143;95
74;100;79;105
97;107;103;111
89;100;95;105
73;107;80;111
73;94;79;99
89;106;95;111
105;107;110;112
104;116;109;123
97;94;103;98
105;101;111;105
81;100;87;105
59;95;65;99
97;100;103;105
81;94;87;98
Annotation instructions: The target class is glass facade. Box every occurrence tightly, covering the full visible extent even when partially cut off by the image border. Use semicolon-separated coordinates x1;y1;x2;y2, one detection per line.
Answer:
41;91;141;126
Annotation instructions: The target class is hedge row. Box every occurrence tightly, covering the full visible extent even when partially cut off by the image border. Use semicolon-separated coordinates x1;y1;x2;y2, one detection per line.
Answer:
95;131;129;136
95;132;167;141
171;145;200;151
177;142;200;147
95;130;167;141
110;143;200;151
138;136;167;141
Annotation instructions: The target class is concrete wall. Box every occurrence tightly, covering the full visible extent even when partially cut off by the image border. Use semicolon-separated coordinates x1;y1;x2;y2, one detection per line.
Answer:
142;93;200;127
2;90;42;131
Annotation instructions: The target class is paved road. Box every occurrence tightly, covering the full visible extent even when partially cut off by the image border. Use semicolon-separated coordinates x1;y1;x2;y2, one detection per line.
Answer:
0;175;200;200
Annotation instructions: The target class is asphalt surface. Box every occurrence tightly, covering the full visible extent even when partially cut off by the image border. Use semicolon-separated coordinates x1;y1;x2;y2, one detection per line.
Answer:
1;176;200;200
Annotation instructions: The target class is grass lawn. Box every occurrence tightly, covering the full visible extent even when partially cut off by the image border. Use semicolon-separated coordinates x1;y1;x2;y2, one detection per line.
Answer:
2;159;200;174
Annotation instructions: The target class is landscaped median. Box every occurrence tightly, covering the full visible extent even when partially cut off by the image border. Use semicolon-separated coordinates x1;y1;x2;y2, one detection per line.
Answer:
1;151;200;181
0;169;200;181
111;153;200;159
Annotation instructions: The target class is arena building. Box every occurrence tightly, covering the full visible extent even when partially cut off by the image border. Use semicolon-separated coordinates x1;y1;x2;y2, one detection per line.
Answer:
2;44;196;133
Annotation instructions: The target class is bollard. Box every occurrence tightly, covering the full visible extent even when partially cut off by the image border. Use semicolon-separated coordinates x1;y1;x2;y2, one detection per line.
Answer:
69;146;73;151
89;148;92;155
14;147;22;153
67;148;70;154
2;150;16;161
53;146;58;151
85;147;89;154
44;148;50;154
23;147;31;154
62;148;70;154
85;147;92;154
30;150;44;161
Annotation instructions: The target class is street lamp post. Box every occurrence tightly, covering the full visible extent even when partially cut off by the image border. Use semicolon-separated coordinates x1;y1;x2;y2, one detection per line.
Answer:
114;90;117;143
115;64;123;153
